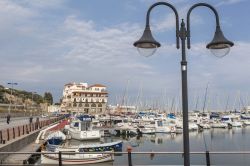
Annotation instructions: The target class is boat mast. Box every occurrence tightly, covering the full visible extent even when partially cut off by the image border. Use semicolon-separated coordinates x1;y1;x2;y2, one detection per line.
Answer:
202;83;209;113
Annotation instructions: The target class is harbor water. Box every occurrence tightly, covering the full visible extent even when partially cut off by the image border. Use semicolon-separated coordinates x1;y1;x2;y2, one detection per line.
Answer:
36;127;250;165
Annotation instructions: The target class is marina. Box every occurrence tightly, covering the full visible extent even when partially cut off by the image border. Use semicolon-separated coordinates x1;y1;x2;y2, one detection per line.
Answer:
1;111;250;165
0;0;248;165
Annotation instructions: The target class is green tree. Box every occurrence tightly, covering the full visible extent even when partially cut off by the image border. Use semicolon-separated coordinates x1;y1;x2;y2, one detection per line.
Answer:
44;92;53;105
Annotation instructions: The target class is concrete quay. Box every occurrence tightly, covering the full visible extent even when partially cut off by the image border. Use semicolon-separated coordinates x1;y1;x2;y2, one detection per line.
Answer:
0;116;63;165
0;129;41;165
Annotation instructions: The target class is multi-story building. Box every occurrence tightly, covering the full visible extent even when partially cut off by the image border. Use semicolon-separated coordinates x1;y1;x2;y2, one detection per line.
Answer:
61;82;108;114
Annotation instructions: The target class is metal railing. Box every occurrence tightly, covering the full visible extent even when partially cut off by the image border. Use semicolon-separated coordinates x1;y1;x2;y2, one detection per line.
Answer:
0;151;250;166
0;116;64;144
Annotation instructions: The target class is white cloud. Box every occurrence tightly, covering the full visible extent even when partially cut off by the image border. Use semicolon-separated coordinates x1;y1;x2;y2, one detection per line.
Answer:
216;0;246;7
0;0;248;109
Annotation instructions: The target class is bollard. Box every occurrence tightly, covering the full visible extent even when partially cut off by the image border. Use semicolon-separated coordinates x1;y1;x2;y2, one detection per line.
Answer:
18;126;20;137
13;128;15;139
26;125;29;134
23;125;25;135
7;129;9;141
206;151;210;166
58;151;62;166
0;130;2;143
127;146;133;166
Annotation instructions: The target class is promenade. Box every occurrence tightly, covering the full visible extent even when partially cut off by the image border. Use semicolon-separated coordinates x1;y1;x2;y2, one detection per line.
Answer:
0;116;63;145
0;116;49;130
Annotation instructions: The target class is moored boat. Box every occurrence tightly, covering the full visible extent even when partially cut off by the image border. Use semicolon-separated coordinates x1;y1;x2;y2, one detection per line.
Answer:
155;120;176;133
41;150;114;165
65;118;101;141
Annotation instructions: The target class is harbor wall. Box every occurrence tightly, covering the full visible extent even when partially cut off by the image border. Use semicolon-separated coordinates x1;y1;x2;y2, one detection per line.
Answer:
0;130;40;162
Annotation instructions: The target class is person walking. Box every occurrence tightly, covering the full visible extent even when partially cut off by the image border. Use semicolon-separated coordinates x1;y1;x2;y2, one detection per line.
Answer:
6;114;10;124
29;116;33;124
35;117;39;129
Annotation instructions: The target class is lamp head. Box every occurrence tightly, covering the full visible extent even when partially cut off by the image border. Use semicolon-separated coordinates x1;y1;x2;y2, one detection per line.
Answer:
133;26;161;57
206;26;234;58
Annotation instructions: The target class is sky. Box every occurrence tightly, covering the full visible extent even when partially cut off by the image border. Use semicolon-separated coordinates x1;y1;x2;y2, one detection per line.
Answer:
0;0;249;111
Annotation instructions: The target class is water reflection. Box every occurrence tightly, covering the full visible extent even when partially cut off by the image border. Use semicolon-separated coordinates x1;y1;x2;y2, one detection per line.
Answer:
40;127;250;165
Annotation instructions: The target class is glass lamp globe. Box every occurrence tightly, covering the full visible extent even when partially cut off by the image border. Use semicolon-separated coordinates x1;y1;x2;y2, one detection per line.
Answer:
209;44;231;58
133;26;161;57
136;43;158;57
206;26;234;58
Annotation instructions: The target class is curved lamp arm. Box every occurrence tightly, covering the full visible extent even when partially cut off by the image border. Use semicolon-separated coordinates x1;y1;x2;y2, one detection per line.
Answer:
187;3;220;49
146;2;180;49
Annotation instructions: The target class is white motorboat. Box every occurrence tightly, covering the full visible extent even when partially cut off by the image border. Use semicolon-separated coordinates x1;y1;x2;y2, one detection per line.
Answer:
242;120;250;126
155;120;176;133
137;125;155;134
211;121;228;128
198;123;211;129
189;122;199;131
65;119;101;140
175;120;199;131
221;115;242;128
229;121;242;127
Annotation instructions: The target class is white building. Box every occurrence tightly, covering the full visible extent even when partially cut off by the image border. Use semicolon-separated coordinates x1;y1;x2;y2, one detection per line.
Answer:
60;82;108;114
48;105;60;113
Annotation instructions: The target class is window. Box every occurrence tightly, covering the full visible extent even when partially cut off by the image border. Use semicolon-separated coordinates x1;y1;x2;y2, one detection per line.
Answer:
98;103;102;107
91;103;96;107
85;103;89;107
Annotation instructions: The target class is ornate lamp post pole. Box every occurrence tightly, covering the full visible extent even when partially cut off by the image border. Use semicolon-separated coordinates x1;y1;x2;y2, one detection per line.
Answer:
133;2;234;166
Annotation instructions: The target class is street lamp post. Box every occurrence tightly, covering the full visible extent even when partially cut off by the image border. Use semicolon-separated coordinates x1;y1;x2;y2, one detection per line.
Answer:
31;91;37;116
133;2;233;166
7;82;18;115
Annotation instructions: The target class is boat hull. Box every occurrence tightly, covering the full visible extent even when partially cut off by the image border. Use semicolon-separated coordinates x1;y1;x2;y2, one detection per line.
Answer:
41;152;114;165
68;129;101;140
211;123;227;128
141;128;156;134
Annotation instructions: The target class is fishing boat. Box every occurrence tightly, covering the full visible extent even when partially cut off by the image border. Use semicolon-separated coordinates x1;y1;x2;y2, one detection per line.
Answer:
65;118;101;140
57;140;123;152
41;140;122;164
41;149;114;165
45;131;67;151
